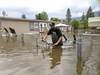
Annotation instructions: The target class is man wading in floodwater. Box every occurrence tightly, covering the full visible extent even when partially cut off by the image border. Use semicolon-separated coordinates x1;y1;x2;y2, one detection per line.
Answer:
43;23;63;69
43;23;63;46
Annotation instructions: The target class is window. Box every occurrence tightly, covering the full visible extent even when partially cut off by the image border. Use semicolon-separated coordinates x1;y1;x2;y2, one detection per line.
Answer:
29;22;34;31
29;22;39;31
34;22;39;29
44;24;46;27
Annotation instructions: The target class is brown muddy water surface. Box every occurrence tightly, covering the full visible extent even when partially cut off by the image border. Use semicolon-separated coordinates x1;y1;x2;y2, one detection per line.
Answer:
0;34;99;75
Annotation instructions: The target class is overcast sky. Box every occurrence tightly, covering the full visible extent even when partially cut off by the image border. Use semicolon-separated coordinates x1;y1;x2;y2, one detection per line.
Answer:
0;0;99;19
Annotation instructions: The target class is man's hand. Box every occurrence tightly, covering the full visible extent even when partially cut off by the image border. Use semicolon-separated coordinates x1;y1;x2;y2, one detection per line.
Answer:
42;34;48;41
42;39;46;42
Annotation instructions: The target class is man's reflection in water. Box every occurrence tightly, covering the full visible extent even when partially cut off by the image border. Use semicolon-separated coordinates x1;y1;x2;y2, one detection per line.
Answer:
49;46;63;69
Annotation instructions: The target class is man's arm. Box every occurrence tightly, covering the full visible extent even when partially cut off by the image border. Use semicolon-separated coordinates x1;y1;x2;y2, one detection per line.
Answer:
53;36;63;46
43;29;51;41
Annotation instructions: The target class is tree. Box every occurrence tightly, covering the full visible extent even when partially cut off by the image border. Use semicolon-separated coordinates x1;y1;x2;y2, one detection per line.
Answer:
80;12;88;29
36;13;41;20
86;6;94;19
71;20;80;30
66;8;71;24
83;19;88;29
50;17;61;22
97;0;100;3
21;14;26;19
35;11;48;20
80;19;88;29
41;12;48;20
81;12;85;21
79;13;88;29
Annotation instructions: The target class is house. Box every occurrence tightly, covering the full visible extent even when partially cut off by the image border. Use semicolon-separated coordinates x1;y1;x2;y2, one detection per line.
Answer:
88;17;100;29
0;17;56;34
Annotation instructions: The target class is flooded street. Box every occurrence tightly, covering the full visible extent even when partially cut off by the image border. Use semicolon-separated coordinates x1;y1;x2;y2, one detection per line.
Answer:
0;34;99;75
0;35;77;75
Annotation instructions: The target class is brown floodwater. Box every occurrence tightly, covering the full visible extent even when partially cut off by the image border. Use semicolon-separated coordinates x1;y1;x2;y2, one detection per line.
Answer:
0;34;99;75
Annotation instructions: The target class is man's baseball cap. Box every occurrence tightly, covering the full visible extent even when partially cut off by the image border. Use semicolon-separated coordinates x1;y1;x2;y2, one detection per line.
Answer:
49;23;55;26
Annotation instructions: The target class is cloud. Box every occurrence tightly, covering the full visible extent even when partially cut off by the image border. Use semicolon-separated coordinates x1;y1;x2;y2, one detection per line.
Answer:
0;0;93;18
0;0;69;13
0;0;91;12
0;8;36;19
72;12;83;17
93;6;100;12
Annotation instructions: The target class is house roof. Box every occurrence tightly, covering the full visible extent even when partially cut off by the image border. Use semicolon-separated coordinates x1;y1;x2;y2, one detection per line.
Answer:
0;17;61;24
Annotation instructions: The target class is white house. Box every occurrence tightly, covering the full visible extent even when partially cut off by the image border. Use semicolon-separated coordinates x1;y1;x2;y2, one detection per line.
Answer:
88;17;100;29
